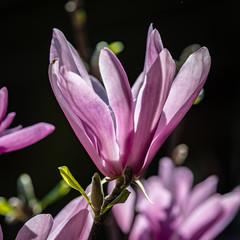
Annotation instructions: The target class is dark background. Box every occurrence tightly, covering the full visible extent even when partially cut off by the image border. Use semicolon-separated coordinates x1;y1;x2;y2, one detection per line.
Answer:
0;0;239;239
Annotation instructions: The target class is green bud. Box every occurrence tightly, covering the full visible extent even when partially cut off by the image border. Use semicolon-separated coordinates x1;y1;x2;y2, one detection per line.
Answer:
91;173;104;214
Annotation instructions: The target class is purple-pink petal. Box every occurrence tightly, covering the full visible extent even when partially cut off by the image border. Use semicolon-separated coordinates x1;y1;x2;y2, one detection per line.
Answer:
138;47;211;176
15;214;53;240
128;49;175;174
0;123;55;154
99;48;134;166
0;87;8;122
0;112;16;135
50;29;91;86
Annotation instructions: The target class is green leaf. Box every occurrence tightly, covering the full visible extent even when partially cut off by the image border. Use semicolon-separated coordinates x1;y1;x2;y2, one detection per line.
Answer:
108;41;124;55
101;189;130;215
194;89;205;105
0;197;13;216
59;166;91;205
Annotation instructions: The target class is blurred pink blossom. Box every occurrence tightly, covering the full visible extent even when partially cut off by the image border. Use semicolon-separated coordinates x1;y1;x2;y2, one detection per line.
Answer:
0;87;55;155
49;25;211;178
0;187;93;240
113;158;240;240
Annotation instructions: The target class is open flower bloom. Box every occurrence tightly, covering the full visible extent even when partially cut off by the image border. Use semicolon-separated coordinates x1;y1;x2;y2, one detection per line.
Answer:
49;25;211;178
0;87;55;155
0;189;93;240
113;157;240;240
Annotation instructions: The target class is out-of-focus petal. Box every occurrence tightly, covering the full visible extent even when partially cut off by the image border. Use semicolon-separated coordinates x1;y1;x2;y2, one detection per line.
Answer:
0;87;8;122
185;176;218;216
129;49;175;174
0;225;3;240
0;123;55;154
58;66;120;169
99;48;134;165
111;184;136;234
49;60;111;177
49;209;93;240
178;195;222;239
0;112;16;134
172;166;193;209
50;29;91;86
158;157;175;189
129;214;152;240
139;47;211;176
15;214;53;240
200;190;240;240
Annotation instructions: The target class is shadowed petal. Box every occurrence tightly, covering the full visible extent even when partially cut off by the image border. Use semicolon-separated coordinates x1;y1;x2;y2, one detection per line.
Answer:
99;48;134;165
49;209;93;240
200;190;240;240
128;49;175;174
50;29;91;86
58;66;120;167
139;47;211;176
16;214;53;240
0;123;55;154
49;60;111;177
111;184;136;234
0;87;8;122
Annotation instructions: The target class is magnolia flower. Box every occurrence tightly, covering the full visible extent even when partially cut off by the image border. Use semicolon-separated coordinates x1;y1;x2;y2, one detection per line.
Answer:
112;157;240;240
0;87;55;155
0;190;93;240
49;25;211;178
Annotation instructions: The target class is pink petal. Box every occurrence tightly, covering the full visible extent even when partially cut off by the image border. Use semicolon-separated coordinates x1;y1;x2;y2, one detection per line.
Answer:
128;49;175;175
0;123;55;154
0;112;16;134
99;48;134;166
129;214;152;240
200;190;240;240
50;29;91;86
185;176;218;216
131;71;144;102
111;184;136;234
0;87;8;122
49;60;115;177
144;27;164;73
58;66;120;170
178;195;222;239
0;225;3;240
139;47;211;176
16;214;53;240
172;166;193;209
158;157;175;189
49;209;93;240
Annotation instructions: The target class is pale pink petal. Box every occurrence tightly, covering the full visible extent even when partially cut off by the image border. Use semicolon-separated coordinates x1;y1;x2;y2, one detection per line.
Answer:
139;47;211;176
200;191;240;240
0;112;16;134
49;60;113;177
0;87;8;122
129;214;152;240
0;123;55;154
49;209;93;240
16;214;53;240
144;28;164;72
158;157;175;189
111;185;136;234
131;71;144;102
58;66;120;169
185;176;218;216
50;29;91;86
128;49;175;174
178;195;222;239
172;166;193;209
99;48;134;165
